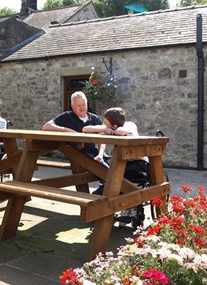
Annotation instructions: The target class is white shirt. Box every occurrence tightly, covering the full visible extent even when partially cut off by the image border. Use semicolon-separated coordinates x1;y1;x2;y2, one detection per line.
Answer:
124;121;149;163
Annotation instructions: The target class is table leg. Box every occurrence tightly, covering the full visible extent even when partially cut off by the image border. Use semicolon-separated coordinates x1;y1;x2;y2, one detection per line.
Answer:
149;155;167;216
87;215;114;261
0;141;40;239
59;143;107;193
15;141;40;182
70;159;90;193
3;138;20;179
0;196;27;239
87;146;126;261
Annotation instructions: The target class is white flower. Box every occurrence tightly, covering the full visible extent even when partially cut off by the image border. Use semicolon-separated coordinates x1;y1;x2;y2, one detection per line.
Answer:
157;248;172;260
166;254;184;266
83;280;96;285
125;237;134;244
145;235;160;242
179;247;196;259
192;253;207;270
185;262;200;273
130;275;143;284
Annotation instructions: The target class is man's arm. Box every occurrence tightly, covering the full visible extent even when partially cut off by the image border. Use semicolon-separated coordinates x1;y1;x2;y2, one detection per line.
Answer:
42;119;77;132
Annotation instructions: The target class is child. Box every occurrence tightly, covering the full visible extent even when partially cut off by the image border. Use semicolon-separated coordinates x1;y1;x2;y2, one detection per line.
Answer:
82;107;138;136
83;107;150;227
82;107;149;177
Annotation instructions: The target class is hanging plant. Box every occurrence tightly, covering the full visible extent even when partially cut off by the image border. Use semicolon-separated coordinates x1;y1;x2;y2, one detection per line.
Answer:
82;67;117;112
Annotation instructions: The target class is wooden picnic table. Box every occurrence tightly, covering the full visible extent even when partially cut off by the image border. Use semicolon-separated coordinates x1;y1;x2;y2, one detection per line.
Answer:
0;129;170;261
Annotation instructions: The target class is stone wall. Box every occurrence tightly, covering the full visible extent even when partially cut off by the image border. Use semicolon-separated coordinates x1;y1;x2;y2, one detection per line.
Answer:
0;45;206;169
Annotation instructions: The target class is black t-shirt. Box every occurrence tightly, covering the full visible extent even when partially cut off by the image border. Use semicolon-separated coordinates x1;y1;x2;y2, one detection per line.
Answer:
53;111;102;155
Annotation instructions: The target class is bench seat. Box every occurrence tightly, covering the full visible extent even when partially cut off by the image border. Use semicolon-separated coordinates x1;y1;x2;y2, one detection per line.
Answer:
0;180;171;223
0;181;106;208
36;159;71;169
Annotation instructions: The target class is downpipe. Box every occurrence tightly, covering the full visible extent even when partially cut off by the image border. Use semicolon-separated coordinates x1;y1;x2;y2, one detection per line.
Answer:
196;14;204;170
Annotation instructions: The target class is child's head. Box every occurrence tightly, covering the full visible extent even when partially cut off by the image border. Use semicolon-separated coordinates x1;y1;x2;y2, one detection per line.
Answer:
103;107;126;129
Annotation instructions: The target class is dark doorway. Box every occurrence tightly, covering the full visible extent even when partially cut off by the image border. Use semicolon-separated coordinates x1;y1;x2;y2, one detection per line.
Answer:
64;75;89;111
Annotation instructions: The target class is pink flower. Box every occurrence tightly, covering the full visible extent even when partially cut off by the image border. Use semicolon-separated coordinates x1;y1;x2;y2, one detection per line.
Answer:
144;268;169;284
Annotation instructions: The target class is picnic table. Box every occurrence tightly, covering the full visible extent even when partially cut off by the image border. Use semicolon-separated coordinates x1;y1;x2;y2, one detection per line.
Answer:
0;129;170;261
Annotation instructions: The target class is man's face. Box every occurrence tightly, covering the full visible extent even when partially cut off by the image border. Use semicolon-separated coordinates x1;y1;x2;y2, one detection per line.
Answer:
71;98;88;118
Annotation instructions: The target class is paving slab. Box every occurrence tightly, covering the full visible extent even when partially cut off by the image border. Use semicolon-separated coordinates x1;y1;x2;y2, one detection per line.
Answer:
0;166;206;284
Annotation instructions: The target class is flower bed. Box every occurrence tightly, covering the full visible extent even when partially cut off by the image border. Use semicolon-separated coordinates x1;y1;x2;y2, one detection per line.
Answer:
59;186;207;285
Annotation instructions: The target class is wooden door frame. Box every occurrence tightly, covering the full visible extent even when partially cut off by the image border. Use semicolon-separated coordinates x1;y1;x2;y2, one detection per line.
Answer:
63;75;89;111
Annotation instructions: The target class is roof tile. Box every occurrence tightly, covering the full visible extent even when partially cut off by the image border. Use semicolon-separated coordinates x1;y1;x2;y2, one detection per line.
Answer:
4;5;207;61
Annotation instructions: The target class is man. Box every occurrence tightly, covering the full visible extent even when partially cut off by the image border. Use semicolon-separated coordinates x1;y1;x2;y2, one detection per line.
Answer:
42;91;106;162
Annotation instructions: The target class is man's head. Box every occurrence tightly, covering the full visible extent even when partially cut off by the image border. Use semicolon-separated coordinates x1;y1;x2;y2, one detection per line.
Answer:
71;91;88;118
103;107;126;130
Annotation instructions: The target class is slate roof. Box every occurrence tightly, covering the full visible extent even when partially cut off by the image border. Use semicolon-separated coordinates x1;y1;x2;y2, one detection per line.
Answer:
3;5;207;62
23;5;80;30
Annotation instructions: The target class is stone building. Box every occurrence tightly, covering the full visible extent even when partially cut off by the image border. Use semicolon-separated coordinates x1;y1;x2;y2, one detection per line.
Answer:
0;0;99;59
0;16;43;60
21;1;99;30
0;4;207;169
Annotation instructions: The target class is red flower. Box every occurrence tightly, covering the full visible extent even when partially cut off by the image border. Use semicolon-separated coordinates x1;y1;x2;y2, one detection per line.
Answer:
171;203;186;214
135;237;145;247
169;196;183;203
146;224;161;236
170;216;184;227
59;268;82;285
157;217;170;226
180;185;192;193
198;185;206;195
188;224;206;235
152;198;163;207
193;237;207;250
92;79;98;85
176;238;186;245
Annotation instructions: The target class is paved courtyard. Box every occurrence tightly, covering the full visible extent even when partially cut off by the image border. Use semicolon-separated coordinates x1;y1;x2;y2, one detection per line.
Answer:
0;166;206;284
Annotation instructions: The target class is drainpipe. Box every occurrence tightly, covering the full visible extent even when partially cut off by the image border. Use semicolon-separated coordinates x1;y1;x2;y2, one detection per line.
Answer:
196;14;204;170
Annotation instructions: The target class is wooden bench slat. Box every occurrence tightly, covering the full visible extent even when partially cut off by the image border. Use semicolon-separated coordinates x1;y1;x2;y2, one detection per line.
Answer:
36;159;71;169
82;182;171;222
0;181;107;207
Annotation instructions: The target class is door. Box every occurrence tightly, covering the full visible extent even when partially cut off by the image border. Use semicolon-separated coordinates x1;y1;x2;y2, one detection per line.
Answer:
64;75;89;111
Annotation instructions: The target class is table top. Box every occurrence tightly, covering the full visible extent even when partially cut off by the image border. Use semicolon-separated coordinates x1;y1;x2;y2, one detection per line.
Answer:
0;129;169;146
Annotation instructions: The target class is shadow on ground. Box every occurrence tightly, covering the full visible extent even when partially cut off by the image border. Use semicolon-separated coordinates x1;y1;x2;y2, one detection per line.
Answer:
0;201;135;284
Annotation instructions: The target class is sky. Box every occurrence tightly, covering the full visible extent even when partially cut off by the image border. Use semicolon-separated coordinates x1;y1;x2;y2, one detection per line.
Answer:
0;0;180;12
0;0;46;11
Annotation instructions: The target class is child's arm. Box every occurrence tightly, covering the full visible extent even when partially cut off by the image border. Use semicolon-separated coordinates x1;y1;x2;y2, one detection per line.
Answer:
95;143;106;164
113;126;129;136
114;122;139;136
82;124;106;134
82;124;114;135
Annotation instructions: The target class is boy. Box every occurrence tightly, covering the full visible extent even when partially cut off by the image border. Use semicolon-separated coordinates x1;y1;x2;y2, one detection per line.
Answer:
82;107;149;180
83;107;150;227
